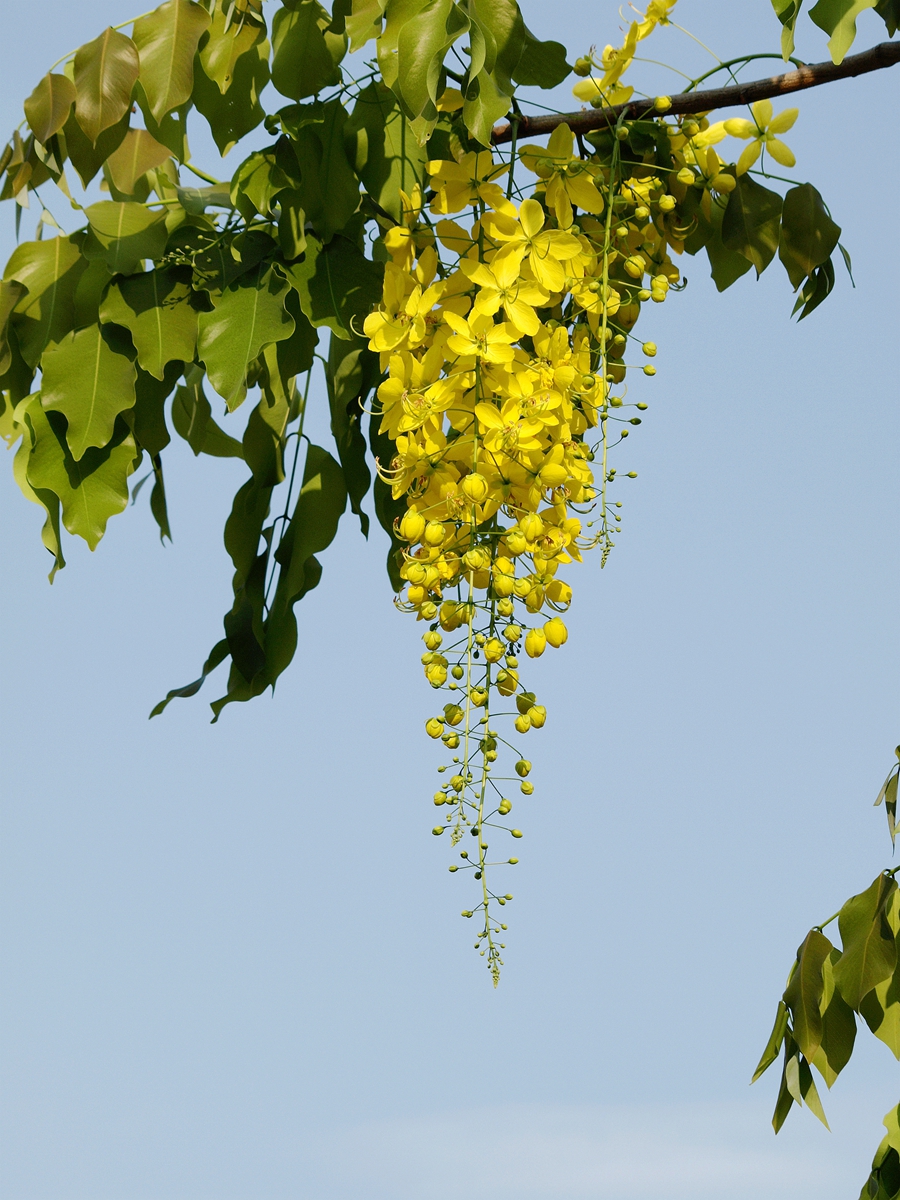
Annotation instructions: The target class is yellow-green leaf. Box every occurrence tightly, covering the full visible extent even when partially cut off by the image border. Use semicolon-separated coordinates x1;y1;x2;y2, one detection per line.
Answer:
41;324;136;460
192;37;270;155
24;73;76;145
834;873;899;1012
3;234;86;368
200;0;267;93
73;27;140;145
105;129;172;196
0;280;27;375
809;0;877;63
83;202;169;276
100;265;198;380
784;929;833;1063
133;0;211;122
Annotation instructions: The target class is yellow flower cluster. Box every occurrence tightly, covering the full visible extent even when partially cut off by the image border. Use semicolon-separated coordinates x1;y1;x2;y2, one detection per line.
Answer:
364;129;685;980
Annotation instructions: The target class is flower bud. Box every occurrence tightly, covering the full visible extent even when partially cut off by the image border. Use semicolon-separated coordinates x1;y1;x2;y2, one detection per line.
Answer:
516;691;536;715
642;341;657;357
423;630;443;650
520;781;534;795
527;705;546;728
511;829;523;838
425;717;444;738
496;668;518;697
525;628;547;658
498;798;512;815
543;617;568;647
514;714;531;733
461;472;489;504
624;255;645;279
442;732;460;748
434;792;447;805
399;510;426;542
503;623;522;642
505;530;527;556
443;703;464;726
712;172;735;193
432;826;445;835
658;194;676;212
423;520;446;546
484;638;505;663
515;759;531;778
450;774;465;792
643;364;656;376
520;513;544;543
653;95;672;112
676;167;694;185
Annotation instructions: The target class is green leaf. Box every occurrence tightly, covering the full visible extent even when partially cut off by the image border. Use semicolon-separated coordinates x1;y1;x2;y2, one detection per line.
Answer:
784;929;833;1063
395;0;468;122
345;81;426;222
23;401;138;549
809;0;877;63
83;202;169;276
24;73;76;145
199;0;267;93
858;1104;900;1200
3;234;87;368
704;196;753;291
271;0;345;101
230;147;292;218
285;233;382;340
770;0;806;58
792;257;836;320
811;949;857;1087
198;263;295;410
132;0;211;123
150;637;230;717
722;174;783;276
511;24;571;88
73;27;140;145
131;362;179;456
287;100;360;241
172;373;244;457
276;287;318;380
378;0;433;92
860;967;900;1060
101;265;198;380
326;332;379;535
779;183;841;290
875;0;900;35
0;280;27;376
105;129;172;196
262;442;348;683
62;106;130;188
41;323;137;460
11;395;66;580
752;1000;789;1083
192;36;270;155
148;453;171;543
834;873;898;1011
463;68;511;147
346;0;386;52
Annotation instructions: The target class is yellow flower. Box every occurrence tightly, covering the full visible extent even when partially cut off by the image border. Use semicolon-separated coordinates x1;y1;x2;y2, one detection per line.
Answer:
486;199;582;292
723;100;798;175
519;124;605;228
443;310;518;363
377;346;462;438
459;249;550;336
363;266;444;354
427;151;511;215
474;399;544;457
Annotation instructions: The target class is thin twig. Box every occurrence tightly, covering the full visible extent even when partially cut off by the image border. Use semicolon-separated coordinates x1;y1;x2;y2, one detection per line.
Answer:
491;40;900;145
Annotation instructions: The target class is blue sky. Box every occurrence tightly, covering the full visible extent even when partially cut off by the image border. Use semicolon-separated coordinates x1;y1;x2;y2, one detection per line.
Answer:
1;3;898;1197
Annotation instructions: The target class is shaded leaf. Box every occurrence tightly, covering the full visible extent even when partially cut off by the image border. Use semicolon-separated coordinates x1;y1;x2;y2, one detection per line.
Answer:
511;23;571;88
62;106;130;188
876;0;900;35
784;929;833;1063
73;27;140;145
809;0;877;63
0;280;27;376
105;129;172;196
198;263;295;410
101;265;198;380
345;81;426;221
83;202;169;276
11;394;66;580
130;362;179;456
704;196;753;291
811;949;857;1087
200;0;267;93
133;0;211;123
192;36;270;155
287;100;360;242
271;0;345;100
792;257;836;320
285;232;382;340
172;374;244;458
858;1104;900;1200
463;67;511;147
230;146;291;218
150;638;230;717
779;183;841;290
41;324;137;460
722;174;783;276
770;0;806;58
834;873;898;1011
752;999;789;1083
326;331;378;534
24;73;76;145
3;234;86;367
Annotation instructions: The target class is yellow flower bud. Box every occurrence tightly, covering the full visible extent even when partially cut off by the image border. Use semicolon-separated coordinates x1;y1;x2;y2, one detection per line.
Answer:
423;630;443;650
676;167;694;185
527;705;546;728
505;530;527;556
407;584;428;606
643;364;656;376
450;774;465;792
624;255;645;279
423;520;446;546
442;731;460;748
543;617;568;647
432;826;445;835
658;194;676;212
515;759;531;778
503;624;522;642
470;687;488;707
461;472;489;503
520;513;544;543
425;717;444;738
653;95;672;112
399;510;426;542
642;341;657;357
712;172;735;193
511;829;523;838
520;781;534;795
484;638;505;663
496;668;518;697
443;703;464;726
434;792;447;805
516;691;536;715
524;628;547;658
492;573;515;597
514;714;531;733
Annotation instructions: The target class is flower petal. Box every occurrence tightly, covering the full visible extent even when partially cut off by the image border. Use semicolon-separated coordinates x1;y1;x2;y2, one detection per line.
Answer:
769;106;799;134
767;138;796;168
736;140;762;176
723;117;755;139
519;198;546;239
750;99;773;128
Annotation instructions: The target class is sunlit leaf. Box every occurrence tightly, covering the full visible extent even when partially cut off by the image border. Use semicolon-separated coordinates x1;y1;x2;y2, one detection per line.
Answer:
73;27;140;145
834;873;899;1011
192;36;270;155
41;323;137;460
132;0;210;123
101;266;198;380
752;999;789;1083
105;129;172;196
83;202;169;276
3;234;86;368
200;0;267;93
809;0;877;63
24;73;76;145
784;929;833;1062
0;280;27;376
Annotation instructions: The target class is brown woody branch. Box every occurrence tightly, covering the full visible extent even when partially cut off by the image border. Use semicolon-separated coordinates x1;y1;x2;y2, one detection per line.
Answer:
491;40;900;144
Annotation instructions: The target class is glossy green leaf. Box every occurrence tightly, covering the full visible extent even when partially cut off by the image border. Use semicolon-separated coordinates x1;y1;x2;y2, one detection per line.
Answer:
105;129;171;196
288;100;360;242
41;324;137;460
378;0;432;91
722;175;783;276
811;949;857;1087
130;363;178;457
24;401;138;549
285;233;382;340
172;373;244;458
11;395;66;580
133;0;211;122
230;147;291;218
73;27;140;145
752;999;789;1083
784;929;833;1062
150;638;230;717
395;0;468;121
346;82;426;222
101;266;198;380
770;0;805;58
62;106;130;188
834;873;898;1011
792;257;836;320
3;234;86;367
809;0;877;63
779;183;841;290
192;37;270;155
346;0;385;49
858;1104;900;1200
200;0;267;93
326;332;378;534
271;0;345;100
0;280;27;376
875;0;900;35
198;263;295;410
83;202;169;276
463;68;511;147
24;73;76;145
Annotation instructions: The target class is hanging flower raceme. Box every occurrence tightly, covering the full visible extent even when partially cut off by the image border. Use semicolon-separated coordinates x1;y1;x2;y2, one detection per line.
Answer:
366;121;691;983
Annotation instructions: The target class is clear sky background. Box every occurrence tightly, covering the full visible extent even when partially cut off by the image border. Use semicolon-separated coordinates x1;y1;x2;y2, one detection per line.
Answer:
1;3;897;1198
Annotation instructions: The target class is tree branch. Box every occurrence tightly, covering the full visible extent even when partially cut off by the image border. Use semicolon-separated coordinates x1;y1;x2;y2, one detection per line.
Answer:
492;40;900;145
